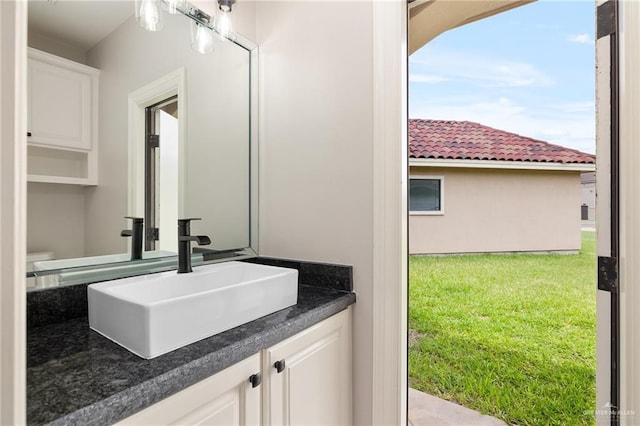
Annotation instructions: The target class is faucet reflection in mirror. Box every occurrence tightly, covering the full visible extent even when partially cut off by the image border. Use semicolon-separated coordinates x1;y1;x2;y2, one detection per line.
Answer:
136;0;237;50
121;217;144;261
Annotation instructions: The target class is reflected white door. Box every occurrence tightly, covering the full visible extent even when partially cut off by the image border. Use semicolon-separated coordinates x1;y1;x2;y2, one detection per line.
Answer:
158;109;178;252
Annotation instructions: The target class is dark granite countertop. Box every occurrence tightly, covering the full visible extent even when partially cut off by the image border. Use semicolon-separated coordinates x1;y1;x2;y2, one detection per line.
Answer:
27;258;355;426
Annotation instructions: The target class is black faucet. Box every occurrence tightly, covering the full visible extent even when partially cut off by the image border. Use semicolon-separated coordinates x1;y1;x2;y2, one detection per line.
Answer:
121;217;144;260
178;218;211;273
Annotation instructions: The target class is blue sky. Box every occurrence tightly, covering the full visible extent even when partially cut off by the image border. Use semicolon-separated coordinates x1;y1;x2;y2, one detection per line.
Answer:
409;0;596;154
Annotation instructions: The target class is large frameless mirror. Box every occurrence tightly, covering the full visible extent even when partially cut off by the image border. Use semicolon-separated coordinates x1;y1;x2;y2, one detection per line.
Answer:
26;0;258;289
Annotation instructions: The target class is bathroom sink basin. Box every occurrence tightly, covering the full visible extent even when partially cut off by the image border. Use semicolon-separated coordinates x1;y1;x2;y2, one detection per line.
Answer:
88;261;298;358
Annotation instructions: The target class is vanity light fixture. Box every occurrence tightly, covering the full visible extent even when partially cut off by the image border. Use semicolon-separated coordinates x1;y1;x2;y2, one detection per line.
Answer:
216;0;236;40
189;8;215;54
135;0;237;49
135;0;164;32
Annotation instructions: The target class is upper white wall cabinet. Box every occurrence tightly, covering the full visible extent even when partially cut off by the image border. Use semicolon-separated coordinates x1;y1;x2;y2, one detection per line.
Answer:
27;48;99;185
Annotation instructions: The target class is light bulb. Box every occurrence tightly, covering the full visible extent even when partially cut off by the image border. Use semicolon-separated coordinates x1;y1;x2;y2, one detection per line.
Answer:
217;10;233;40
191;22;214;54
216;0;235;40
135;0;164;31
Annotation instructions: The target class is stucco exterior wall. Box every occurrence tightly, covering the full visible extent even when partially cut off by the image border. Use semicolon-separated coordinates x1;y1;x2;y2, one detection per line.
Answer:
409;166;582;254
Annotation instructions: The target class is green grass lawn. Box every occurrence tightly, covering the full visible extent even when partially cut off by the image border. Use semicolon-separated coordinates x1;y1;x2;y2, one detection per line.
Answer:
409;231;596;426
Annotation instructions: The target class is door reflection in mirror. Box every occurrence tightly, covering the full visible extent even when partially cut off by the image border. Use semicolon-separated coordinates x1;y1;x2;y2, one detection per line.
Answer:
145;96;179;252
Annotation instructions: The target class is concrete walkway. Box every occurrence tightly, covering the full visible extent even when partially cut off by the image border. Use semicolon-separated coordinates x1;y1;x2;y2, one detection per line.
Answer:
408;388;507;426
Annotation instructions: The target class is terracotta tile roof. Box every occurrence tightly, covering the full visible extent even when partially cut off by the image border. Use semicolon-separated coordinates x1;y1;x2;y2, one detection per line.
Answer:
409;119;596;164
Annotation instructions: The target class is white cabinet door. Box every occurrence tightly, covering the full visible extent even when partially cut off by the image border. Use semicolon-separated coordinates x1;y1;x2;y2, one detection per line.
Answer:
28;52;95;151
117;353;262;426
26;48;99;185
264;308;352;426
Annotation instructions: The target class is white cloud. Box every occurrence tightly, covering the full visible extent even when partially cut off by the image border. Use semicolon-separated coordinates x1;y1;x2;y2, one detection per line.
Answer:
408;74;451;84
410;49;554;88
410;96;595;154
567;34;594;44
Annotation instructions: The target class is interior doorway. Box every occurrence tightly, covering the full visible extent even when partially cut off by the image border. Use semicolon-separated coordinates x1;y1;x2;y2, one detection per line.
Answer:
127;68;186;256
144;96;179;252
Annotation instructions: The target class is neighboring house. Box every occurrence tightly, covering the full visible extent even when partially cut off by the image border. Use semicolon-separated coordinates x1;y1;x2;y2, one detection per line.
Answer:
409;119;596;255
581;171;596;221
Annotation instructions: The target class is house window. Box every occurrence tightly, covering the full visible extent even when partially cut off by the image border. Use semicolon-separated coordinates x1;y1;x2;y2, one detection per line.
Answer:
409;176;444;215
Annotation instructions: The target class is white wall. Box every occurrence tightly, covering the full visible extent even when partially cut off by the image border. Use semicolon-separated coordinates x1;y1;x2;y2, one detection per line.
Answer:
27;183;85;259
255;2;375;424
28;30;86;64
0;1;27;423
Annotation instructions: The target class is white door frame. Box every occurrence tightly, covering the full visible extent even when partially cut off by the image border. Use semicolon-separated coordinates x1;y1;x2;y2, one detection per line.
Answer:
371;1;408;424
595;1;640;423
595;0;614;423
0;1;27;424
127;68;187;239
618;1;640;423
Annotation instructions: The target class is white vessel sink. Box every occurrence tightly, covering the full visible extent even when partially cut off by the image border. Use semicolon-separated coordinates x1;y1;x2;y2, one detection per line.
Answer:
88;261;298;359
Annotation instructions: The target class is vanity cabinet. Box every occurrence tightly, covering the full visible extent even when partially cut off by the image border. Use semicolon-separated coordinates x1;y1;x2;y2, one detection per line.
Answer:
115;308;352;425
117;353;262;425
263;308;352;425
27;48;99;185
